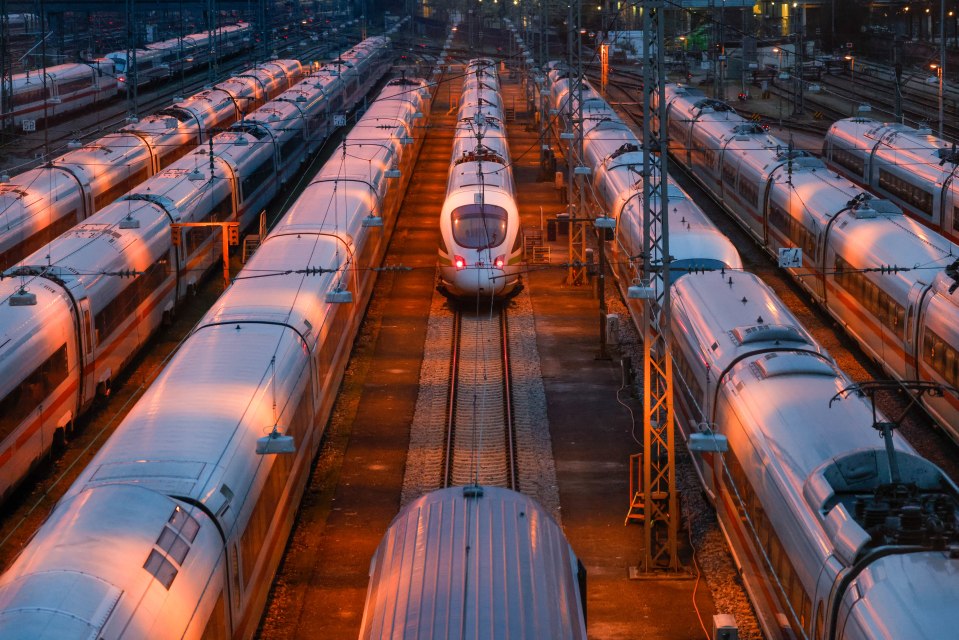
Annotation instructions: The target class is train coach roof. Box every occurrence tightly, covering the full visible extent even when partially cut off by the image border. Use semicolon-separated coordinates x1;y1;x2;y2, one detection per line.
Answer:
359;486;586;640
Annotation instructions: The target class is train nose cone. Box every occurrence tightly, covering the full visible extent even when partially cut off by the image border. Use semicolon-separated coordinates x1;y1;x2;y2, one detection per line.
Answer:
454;266;503;295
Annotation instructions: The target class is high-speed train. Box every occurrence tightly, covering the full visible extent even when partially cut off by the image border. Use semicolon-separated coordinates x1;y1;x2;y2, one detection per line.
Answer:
659;84;959;444
0;59;303;272
438;58;523;299
0;71;429;640
3;23;254;129
0;36;392;504
545;73;959;639
359;485;587;639
545;68;743;307
671;269;959;639
823;118;959;245
107;23;252;91
5;59;117;129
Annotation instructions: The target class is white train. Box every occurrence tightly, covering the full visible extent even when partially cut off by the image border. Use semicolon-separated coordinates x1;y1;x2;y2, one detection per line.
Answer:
107;23;252;91
823;118;959;246
545;69;743;308
547;74;959;639
0;71;428;640
0;59;303;272
660;84;959;444
359;485;587;639
0;36;393;504
2;23;254;129
671;269;959;639
5;59;117;129
438;58;522;299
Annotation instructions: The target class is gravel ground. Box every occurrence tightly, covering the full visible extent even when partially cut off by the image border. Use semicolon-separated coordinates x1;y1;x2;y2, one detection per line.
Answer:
401;284;562;520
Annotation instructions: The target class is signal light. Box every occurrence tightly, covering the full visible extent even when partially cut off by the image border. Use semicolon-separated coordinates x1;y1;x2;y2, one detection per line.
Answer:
454;256;466;270
494;255;505;269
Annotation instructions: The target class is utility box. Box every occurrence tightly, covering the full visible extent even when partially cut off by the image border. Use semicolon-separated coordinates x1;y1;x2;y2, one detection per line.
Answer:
606;314;620;346
712;614;739;640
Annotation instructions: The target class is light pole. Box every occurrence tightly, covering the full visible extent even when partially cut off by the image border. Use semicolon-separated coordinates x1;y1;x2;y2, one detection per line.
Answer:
940;0;946;137
931;63;944;137
845;54;855;82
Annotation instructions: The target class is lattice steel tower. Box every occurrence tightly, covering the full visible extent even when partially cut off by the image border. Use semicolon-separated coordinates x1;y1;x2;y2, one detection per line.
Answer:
640;0;678;572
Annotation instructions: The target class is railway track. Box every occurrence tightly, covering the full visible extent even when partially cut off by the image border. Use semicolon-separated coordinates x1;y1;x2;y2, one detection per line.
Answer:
444;307;517;489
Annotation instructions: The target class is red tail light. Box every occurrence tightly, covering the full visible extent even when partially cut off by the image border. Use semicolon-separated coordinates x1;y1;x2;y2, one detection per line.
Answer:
494;255;505;269
454;256;466;270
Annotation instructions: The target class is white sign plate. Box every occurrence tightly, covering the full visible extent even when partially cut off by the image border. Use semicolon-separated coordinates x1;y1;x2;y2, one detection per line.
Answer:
333;114;346;127
778;247;803;268
22;119;36;132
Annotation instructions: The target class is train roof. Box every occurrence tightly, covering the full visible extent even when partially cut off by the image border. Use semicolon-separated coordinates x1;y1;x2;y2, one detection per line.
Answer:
0;484;219;639
672;270;826;377
359;486;586;640
848;550;959;637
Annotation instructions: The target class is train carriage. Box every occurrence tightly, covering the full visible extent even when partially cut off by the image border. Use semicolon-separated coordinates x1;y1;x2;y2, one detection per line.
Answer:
824;118;959;244
438;58;522;299
7;60;117;128
671;269;959;640
659;82;959;442
0;68;431;639
0;37;395;503
0;60;303;274
359;485;587;639
546;73;742;307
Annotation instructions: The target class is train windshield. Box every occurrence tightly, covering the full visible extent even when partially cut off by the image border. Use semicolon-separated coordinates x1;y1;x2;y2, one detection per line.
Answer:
451;204;508;249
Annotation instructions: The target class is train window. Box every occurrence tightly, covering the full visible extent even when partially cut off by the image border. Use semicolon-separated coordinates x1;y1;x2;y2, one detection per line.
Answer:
281;137;303;162
157;525;190;565
924;327;958;386
241;156;274;201
170;505;201;542
831;145;865;176
451;204;509;249
0;344;68;442
878;169;933;215
94;257;169;343
143;549;178;589
95;166;149;210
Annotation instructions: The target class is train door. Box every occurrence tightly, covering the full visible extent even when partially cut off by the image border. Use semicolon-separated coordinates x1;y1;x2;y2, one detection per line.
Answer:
71;288;97;405
941;173;957;240
904;281;930;380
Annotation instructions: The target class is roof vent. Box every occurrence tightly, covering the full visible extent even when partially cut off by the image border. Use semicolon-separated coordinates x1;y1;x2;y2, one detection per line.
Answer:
119;213;140;229
187;168;205;181
9;287;37;306
326;286;353;304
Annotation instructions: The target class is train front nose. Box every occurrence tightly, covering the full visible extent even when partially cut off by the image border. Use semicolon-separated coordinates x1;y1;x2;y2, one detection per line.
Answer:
453;261;505;296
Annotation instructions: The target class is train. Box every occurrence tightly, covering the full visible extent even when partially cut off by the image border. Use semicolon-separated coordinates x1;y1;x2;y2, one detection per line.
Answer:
107;23;252;91
545;69;959;640
545;66;743;303
438;58;523;300
2;23;253;129
0;57;426;640
671;268;959;639
0;58;303;273
823;117;959;246
658;84;959;444
0;36;393;504
358;485;588;639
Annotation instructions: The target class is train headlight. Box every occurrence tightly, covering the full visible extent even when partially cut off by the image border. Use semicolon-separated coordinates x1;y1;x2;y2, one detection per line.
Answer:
454;256;466;270
494;255;505;269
